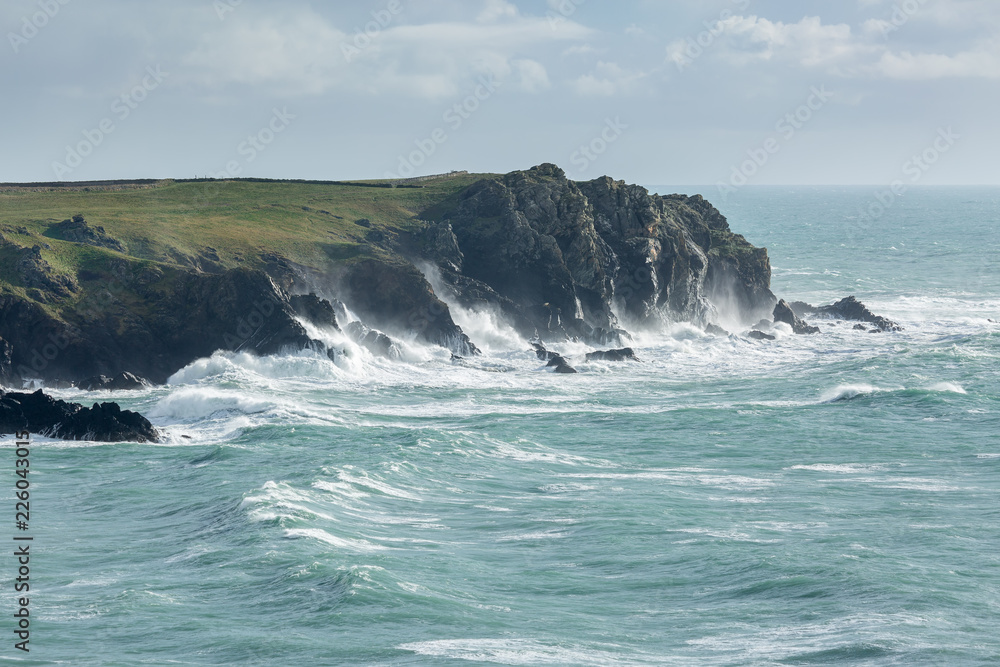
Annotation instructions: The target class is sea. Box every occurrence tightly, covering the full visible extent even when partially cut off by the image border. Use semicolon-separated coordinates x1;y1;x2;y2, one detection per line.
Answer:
3;186;999;666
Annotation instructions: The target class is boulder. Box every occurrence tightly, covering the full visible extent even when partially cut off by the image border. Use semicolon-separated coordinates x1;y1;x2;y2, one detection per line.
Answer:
774;300;820;334
585;348;639;362
748;330;776;341
0;389;158;442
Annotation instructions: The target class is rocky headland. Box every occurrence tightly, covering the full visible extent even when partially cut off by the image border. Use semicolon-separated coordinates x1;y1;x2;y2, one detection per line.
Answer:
0;165;900;440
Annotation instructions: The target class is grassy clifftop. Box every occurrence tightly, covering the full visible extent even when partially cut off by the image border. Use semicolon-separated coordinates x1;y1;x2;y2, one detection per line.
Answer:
0;174;488;294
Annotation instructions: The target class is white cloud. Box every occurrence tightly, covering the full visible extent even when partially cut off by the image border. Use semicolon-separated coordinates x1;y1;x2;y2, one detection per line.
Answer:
573;61;645;96
181;5;592;98
513;59;552;92
672;13;1000;81
869;47;1000;79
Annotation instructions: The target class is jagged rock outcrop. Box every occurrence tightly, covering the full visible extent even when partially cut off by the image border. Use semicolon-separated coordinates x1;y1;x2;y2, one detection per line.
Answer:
345;321;402;359
47;215;126;253
530;341;577;374
1;238;79;299
423;164;774;343
0;337;13;387
0;267;338;385
789;296;901;331
774;300;820;335
290;293;341;330
78;372;151;391
822;296;901;332
0;389;158;442
340;258;478;356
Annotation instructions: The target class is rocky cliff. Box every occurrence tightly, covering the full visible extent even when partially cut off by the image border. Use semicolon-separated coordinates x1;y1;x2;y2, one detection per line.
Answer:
417;164;774;342
0;166;774;387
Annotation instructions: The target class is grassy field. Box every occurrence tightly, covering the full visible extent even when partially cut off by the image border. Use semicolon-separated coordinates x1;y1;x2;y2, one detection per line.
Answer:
0;174;488;291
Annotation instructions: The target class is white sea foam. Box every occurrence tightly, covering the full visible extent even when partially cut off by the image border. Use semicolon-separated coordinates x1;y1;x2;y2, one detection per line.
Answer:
398;638;645;666
925;382;967;394
819;384;881;403
283;528;388;552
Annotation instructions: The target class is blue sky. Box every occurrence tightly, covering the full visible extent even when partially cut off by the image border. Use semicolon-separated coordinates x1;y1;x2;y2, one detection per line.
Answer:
1;0;998;185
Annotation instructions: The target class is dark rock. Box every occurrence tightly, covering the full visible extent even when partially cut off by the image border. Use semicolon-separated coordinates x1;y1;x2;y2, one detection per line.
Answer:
747;330;776;341
355;219;372;228
0;389;158;442
774;300;820;334
47;215;126;253
2;240;78;298
705;323;730;336
854;324;868;331
787;301;818;318
547;356;578;374
817;296;901;332
78;372;151;391
366;229;387;244
345;321;402;359
530;341;578;373
0;337;13;387
585;348;639;362
340;258;478;356
434;164;774;343
290;294;341;331
419;223;464;273
0;267;338;385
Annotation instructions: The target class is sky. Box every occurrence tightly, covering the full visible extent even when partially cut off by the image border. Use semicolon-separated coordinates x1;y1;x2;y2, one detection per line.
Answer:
1;0;998;186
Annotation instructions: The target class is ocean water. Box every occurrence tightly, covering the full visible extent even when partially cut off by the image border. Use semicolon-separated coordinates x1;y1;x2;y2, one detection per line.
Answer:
4;186;999;666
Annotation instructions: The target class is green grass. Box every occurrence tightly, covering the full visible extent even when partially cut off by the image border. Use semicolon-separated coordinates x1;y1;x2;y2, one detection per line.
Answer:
0;174;490;283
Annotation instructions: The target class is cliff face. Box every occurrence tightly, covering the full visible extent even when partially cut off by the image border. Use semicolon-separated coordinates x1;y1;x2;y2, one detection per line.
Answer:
424;164;774;340
0;166;773;386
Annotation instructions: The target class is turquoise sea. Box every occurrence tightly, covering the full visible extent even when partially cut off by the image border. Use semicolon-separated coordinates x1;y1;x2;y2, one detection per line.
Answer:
4;186;999;665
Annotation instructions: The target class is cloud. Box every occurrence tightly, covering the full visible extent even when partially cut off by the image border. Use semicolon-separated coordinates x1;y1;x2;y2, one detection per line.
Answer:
667;13;1000;81
572;61;645;96
181;2;591;98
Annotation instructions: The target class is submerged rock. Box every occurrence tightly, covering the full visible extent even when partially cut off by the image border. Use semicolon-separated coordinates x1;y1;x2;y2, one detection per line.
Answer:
748;330;776;341
78;371;151;391
774;300;820;335
530;342;577;374
705;323;730;337
0;389;158;442
585;348;640;362
818;296;901;332
345;321;402;359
